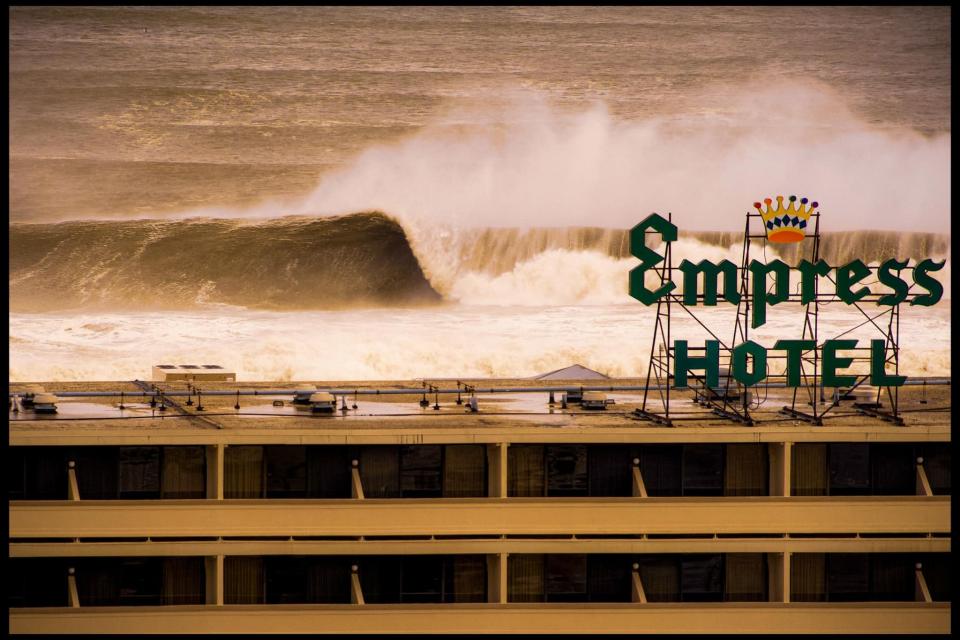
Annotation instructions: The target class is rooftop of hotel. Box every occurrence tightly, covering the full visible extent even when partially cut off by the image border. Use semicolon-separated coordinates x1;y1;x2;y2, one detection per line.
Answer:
8;378;951;443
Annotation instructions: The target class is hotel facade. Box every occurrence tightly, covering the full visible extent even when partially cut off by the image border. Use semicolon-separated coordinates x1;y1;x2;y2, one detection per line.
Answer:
7;377;951;634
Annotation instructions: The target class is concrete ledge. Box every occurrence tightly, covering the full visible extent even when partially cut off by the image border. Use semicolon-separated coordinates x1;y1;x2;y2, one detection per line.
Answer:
8;603;951;635
10;497;950;538
9;535;952;557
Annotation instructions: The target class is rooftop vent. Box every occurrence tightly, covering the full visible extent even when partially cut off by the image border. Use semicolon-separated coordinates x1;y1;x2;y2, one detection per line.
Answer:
152;364;235;382
309;392;336;413
32;393;58;414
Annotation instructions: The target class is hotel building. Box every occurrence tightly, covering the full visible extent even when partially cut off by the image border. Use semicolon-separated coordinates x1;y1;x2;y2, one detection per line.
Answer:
8;375;951;634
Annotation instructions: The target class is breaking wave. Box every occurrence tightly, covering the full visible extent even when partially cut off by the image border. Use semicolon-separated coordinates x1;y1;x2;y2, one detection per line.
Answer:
9;212;950;311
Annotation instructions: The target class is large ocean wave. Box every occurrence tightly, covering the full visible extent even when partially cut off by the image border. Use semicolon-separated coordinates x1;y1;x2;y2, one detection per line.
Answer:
9;212;950;311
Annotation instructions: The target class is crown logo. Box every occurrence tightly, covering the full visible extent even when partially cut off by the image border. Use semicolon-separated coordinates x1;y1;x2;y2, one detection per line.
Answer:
753;195;818;243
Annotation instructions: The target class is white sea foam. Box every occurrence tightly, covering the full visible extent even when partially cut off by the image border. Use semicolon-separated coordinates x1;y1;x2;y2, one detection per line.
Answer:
9;304;951;382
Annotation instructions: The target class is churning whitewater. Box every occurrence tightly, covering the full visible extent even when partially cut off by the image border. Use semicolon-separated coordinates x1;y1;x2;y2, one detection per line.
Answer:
9;7;950;381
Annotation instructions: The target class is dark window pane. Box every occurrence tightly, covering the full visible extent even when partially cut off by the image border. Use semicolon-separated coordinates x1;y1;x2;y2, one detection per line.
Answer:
724;444;768;496
400;446;442;498
401;556;443;603
360;447;400;499
920;553;951;601
680;555;723;601
443;445;486;497
870;554;912;601
162;557;204;604
637;555;679;602
870;445;914;495
639;446;682;497
724;553;766;601
829;444;870;495
224;445;263;499
791;553;826;602
8;558;68;607
118;558;162;605
306;558;350;603
445;555;486;602
119;448;160;499
75;559;122;605
546;445;587;497
359;556;401;603
827;554;869;601
508;554;544;602
161;446;206;499
9;449;26;500
74;447;119;499
588;447;631;497
587;555;630;602
682;445;723;496
792;444;828;496
920;444;950;495
307;446;351;498
545;554;587;601
225;557;264;604
265;556;307;604
265;446;306;498
508;445;544;497
14;447;67;500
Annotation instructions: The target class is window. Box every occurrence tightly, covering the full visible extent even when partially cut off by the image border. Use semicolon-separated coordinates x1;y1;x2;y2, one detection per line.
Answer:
161;446;206;499
682;445;723;496
264;557;349;604
118;447;160;499
638;445;682;496
399;445;442;498
306;446;351;498
546;445;587;497
828;444;870;495
264;446;306;498
680;555;723;601
588;446;631;497
587;554;630;602
920;444;950;495
9;447;67;500
508;445;545;497
827;554;869;601
442;445;486;497
401;556;443;603
8;558;68;607
545;554;587;602
870;445;914;495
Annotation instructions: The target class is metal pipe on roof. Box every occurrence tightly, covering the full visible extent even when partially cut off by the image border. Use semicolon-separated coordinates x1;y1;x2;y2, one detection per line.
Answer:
8;377;951;398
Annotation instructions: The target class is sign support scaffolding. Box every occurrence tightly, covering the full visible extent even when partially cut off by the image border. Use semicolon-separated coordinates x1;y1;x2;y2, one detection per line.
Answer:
636;208;906;427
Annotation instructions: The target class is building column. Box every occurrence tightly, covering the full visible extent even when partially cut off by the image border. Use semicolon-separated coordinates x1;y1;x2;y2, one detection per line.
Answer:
916;457;933;496
768;552;790;602
631;563;647;602
67;461;80;501
769;442;792;497
915;563;933;602
351;459;365;499
68;567;80;607
350;564;365;604
207;444;224;500
487;553;508;603
632;458;648;497
205;555;224;605
488;443;509;498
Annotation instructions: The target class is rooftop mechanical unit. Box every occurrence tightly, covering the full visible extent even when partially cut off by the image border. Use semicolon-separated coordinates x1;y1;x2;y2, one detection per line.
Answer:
31;393;59;414
580;391;609;410
292;384;318;405
308;392;337;413
152;364;235;382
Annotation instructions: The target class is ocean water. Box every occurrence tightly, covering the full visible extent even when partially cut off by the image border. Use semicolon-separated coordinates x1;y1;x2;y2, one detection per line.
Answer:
8;7;951;381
